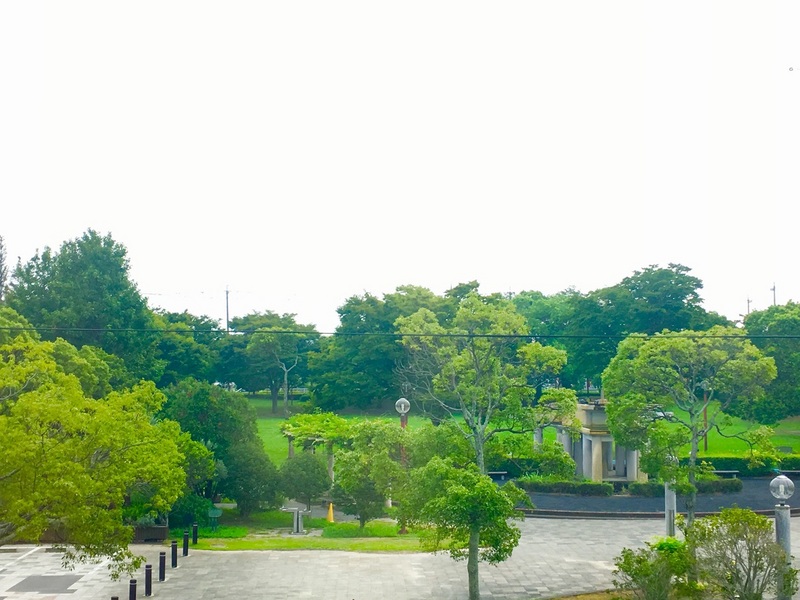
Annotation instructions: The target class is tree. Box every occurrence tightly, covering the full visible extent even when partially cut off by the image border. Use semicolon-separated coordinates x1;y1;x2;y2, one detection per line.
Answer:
744;302;800;422
280;453;330;511
0;235;8;302
397;293;578;474
160;378;279;513
6;230;164;382
0;335;185;578
153;310;220;388
244;312;318;414
603;326;776;526
400;457;528;600
332;419;405;528
307;293;403;410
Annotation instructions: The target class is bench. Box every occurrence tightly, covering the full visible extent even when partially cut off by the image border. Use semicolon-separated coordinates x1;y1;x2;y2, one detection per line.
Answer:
780;470;800;478
488;471;508;481
712;470;739;479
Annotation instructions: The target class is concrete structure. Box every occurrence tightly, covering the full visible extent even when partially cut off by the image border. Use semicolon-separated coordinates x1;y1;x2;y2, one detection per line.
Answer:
558;400;643;483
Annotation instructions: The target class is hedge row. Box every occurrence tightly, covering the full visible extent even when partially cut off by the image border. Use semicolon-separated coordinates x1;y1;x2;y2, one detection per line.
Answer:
627;479;743;497
516;479;614;496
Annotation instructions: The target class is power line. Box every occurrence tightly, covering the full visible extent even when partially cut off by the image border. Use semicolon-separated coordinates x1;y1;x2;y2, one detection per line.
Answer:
2;325;800;341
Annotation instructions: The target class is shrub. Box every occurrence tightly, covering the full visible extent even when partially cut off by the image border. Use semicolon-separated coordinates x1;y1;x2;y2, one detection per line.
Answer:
627;479;742;497
613;537;693;600
168;493;215;527
688;507;798;600
516;477;613;496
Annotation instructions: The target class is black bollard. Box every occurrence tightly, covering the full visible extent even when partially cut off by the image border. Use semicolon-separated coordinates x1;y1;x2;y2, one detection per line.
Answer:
158;551;166;581
192;522;198;545
171;540;178;568
112;597;119;600
182;529;189;556
129;579;137;600
144;564;152;597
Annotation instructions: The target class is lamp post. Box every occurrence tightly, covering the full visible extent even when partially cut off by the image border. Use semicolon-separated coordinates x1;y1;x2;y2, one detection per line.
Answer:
770;473;795;600
395;398;410;534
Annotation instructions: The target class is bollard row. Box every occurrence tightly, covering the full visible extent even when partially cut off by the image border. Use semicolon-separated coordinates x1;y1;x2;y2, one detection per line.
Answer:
112;524;199;599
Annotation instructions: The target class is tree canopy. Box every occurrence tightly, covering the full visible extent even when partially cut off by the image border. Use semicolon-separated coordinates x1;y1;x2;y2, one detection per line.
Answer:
0;334;184;577
603;326;776;525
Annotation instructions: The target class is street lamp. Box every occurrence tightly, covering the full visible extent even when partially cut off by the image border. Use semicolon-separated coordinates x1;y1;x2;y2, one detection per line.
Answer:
395;398;411;535
770;473;795;600
395;397;410;429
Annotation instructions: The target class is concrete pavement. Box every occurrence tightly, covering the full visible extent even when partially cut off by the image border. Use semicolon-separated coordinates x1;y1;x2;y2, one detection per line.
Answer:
1;517;798;599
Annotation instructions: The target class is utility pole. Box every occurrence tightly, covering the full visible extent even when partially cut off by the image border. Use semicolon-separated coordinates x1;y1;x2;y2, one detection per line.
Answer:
746;297;751;315
771;284;777;306
225;286;230;332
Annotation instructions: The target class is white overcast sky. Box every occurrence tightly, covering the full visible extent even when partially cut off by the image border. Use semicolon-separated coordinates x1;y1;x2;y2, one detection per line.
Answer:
1;2;798;333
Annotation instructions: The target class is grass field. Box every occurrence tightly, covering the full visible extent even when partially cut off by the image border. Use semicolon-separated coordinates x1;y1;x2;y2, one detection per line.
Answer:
253;397;800;466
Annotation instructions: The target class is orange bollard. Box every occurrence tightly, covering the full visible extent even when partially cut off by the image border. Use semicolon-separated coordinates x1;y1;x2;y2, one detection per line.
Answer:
327;502;334;523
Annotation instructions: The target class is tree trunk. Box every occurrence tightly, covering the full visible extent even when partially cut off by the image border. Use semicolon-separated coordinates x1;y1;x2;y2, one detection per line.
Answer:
326;441;335;482
270;385;280;414
283;368;290;417
467;525;481;600
687;430;699;528
474;432;486;475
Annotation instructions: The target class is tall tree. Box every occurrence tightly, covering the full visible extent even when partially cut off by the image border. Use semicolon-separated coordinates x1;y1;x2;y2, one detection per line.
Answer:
153;311;220;388
602;327;776;526
396;293;578;474
743;302;800;422
0;235;8;303
0;334;184;577
242;312;318;414
6;230;164;382
400;457;528;600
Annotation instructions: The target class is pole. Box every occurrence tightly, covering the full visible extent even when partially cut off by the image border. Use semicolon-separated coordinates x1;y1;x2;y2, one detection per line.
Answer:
144;565;152;597
171;540;178;568
776;503;792;600
664;482;676;537
158;552;166;581
225;286;230;331
128;579;137;600
192;522;198;545
182;530;189;556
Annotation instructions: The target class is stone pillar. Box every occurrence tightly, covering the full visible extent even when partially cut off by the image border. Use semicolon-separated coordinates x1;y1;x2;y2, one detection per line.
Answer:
582;435;592;480
533;428;543;449
573;438;584;478
626;449;640;482
602;441;613;477
776;504;792;600
591;436;603;482
558;428;572;456
615;444;627;478
287;435;295;459
326;441;335;482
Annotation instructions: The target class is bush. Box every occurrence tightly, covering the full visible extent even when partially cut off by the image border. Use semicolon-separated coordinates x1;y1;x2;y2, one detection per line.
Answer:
688;507;799;600
168;493;215;527
627;478;742;497
683;455;779;477
613;537;694;600
516;477;613;496
321;521;399;538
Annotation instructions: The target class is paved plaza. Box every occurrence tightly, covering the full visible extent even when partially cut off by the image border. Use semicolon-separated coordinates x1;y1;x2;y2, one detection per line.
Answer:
3;517;800;600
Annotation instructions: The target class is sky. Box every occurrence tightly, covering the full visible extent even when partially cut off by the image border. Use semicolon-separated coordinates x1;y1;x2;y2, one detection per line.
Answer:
1;2;798;334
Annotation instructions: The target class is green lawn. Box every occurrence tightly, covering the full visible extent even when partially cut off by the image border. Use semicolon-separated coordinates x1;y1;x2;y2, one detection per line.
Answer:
255;409;429;466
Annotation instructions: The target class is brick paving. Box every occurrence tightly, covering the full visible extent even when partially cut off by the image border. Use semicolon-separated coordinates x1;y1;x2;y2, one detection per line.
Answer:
1;516;798;599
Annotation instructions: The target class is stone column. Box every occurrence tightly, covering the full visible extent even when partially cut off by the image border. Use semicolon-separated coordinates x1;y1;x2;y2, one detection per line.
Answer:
615;444;627;478
287;435;295;459
558;428;572;456
573;438;584;478
591;436;603;482
582;435;592;480
533;428;543;449
626;449;640;482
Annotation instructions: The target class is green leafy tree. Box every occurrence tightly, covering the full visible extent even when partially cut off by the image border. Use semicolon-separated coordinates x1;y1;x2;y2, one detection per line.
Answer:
280;452;330;510
244;312;318;414
400;457;528;600
160;378;278;512
0;335;184;578
223;439;281;516
0;235;8;302
744;302;800;422
603;327;776;526
397;293;578;474
153;311;220;388
6;230;164;382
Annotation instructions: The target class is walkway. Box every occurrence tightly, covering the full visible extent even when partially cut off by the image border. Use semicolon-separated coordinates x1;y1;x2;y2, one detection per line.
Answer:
3;516;800;600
